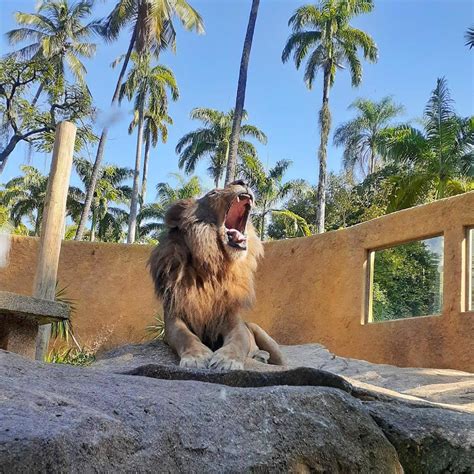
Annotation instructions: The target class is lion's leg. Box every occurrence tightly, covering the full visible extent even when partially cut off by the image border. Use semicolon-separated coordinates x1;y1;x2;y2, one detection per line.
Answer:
208;315;250;371
165;316;213;369
246;322;287;366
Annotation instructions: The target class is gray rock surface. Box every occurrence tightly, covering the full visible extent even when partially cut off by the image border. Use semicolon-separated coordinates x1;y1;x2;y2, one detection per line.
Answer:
1;349;401;473
1;340;473;473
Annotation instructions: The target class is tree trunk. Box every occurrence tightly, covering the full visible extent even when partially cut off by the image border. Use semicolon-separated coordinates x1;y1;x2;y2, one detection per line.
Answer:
224;0;260;186
141;129;151;208
315;67;332;234
369;144;376;175
127;106;145;244
34;211;42;237
90;208;96;242
0;134;21;174
74;26;137;241
260;212;265;240
31;83;44;106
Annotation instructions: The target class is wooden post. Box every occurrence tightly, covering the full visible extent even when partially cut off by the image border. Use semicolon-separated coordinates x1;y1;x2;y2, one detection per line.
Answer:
34;121;77;360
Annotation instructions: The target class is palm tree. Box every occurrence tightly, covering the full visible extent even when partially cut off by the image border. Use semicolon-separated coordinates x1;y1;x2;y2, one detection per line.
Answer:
333;97;404;177
282;1;377;233
2;165;50;235
135;173;202;242
383;78;474;210
128;101;173;207
176;108;267;188
466;26;474;49
119;52;179;243
6;0;98;101
239;155;309;240
73;157;132;242
75;0;203;241
225;0;261;185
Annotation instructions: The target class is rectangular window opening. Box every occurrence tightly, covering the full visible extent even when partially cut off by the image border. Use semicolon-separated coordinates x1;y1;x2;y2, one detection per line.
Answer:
368;236;444;323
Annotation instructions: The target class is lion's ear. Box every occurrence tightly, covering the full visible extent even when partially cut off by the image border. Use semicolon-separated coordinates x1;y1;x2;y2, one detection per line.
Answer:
165;199;194;228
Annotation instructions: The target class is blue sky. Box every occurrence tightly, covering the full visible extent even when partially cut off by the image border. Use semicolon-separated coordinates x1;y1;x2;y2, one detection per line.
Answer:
1;0;473;197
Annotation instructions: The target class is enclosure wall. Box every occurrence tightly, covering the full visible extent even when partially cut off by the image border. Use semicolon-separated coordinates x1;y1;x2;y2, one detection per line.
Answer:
1;192;473;370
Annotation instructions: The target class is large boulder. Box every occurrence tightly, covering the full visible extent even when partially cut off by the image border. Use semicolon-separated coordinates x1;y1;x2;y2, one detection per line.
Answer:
1;341;473;473
1;349;401;473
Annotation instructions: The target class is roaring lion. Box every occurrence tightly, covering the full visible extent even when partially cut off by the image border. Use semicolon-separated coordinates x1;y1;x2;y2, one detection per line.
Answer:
148;180;285;370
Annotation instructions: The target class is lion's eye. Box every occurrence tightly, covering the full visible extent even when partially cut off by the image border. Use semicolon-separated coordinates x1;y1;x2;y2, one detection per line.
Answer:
207;190;217;196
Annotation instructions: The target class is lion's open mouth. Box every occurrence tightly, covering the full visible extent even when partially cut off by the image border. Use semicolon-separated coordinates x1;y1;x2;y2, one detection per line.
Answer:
225;193;252;250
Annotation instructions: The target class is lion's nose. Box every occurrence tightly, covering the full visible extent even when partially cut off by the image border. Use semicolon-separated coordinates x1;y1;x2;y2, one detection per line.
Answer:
230;179;247;187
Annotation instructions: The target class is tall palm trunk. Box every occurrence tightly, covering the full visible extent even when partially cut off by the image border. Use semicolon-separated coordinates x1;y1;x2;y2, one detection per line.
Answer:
90;208;96;242
316;67;331;233
75;26;137;241
31;83;44;106
128;105;145;244
34;211;42;236
140;129;151;208
225;0;260;185
259;213;265;240
369;143;376;175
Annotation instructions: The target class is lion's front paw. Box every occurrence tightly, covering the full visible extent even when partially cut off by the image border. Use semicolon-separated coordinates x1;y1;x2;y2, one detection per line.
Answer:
208;347;244;371
180;346;213;369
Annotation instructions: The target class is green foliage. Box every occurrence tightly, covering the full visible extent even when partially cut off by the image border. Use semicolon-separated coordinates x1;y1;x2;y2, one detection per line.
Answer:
333;97;404;177
46;347;95;366
238;155;309;240
1;165;49;235
0;56;96;170
282;1;378;89
135;173;203;242
372;239;443;321
73;158;133;242
102;0;204;55
146;314;166;340
176;108;267;187
51;284;77;343
118;52;179;113
282;0;378;233
6;0;98;87
382;78;474;210
465;26;474;49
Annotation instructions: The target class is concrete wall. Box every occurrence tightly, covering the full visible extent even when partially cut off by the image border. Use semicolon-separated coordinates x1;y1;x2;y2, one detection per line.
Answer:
1;192;473;371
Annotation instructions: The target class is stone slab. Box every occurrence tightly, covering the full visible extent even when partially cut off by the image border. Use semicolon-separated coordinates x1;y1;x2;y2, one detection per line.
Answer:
0;291;69;325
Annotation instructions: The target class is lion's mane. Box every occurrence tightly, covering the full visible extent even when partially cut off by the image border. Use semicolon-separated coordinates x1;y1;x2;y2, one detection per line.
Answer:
148;198;263;346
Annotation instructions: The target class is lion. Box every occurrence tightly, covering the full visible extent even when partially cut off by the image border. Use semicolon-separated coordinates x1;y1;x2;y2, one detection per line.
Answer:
148;180;286;370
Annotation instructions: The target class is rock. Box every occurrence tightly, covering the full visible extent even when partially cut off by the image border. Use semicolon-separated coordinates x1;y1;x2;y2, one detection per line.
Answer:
283;344;474;409
0;350;401;473
1;340;473;473
367;402;474;474
95;340;474;472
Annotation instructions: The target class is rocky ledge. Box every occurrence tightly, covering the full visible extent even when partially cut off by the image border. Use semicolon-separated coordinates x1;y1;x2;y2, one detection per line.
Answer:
1;341;472;473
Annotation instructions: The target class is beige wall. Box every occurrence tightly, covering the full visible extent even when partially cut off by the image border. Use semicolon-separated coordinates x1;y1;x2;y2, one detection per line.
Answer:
1;192;473;371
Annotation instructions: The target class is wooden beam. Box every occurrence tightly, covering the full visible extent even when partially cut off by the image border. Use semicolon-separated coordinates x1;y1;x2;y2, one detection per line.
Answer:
34;121;77;360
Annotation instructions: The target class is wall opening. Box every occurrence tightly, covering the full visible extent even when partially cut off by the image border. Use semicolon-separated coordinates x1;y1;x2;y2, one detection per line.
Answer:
368;236;444;322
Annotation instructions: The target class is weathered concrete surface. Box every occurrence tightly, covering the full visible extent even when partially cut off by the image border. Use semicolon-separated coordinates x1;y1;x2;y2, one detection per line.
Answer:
0;291;69;323
0;291;69;358
1;192;473;370
0;350;403;473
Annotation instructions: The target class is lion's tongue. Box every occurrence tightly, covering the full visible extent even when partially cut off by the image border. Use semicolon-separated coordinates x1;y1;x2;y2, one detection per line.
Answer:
227;228;246;244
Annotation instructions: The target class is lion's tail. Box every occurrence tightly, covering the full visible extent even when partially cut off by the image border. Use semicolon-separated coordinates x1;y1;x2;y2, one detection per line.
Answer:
246;323;287;366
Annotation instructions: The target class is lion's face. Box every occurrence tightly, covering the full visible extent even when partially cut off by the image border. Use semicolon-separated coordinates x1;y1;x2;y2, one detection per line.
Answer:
196;180;255;259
